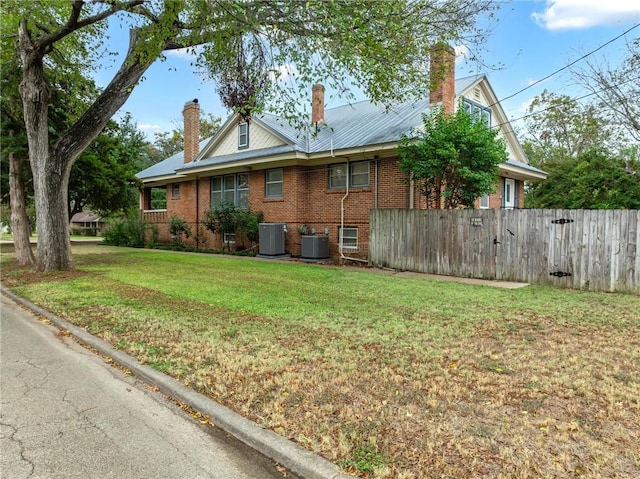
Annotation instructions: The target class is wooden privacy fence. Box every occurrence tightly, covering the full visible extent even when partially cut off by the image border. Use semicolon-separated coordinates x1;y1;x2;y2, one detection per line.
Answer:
369;209;640;294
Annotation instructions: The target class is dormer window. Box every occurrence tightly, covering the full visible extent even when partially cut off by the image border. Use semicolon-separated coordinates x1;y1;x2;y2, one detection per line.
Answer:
238;122;249;149
462;98;491;127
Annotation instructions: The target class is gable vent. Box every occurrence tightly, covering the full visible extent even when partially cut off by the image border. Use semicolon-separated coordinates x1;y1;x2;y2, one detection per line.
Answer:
474;87;481;101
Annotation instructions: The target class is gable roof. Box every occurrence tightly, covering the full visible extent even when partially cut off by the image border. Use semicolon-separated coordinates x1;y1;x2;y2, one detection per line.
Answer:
137;74;545;181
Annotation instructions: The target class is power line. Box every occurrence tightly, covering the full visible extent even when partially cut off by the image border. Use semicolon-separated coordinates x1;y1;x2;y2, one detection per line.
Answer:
491;75;640;130
489;22;640;108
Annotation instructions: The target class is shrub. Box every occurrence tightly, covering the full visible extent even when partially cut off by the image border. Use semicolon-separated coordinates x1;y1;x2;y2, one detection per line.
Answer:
102;215;149;247
70;226;98;236
202;203;263;250
168;214;192;245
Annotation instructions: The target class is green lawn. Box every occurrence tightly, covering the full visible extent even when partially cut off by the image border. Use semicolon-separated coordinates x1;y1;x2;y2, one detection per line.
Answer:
1;246;639;478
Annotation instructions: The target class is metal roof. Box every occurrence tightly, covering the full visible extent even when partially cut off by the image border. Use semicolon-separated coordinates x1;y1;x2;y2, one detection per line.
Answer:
137;74;518;181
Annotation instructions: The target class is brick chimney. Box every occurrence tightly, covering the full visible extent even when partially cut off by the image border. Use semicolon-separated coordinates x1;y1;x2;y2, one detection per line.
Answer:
183;99;200;163
429;44;456;114
311;84;325;124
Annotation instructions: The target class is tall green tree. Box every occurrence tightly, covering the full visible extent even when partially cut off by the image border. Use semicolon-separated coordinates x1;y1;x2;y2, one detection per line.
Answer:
522;90;610;167
69;114;148;219
5;0;495;271
398;106;508;209
526;149;640;209
573;38;640;144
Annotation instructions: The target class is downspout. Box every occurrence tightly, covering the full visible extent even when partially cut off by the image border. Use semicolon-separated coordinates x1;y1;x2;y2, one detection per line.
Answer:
340;159;369;264
195;177;200;249
409;178;415;209
374;157;379;209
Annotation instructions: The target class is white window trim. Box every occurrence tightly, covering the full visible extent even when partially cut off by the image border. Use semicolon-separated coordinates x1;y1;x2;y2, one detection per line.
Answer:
479;194;490;209
339;227;358;250
504;178;516;209
223;232;236;244
238;122;249;149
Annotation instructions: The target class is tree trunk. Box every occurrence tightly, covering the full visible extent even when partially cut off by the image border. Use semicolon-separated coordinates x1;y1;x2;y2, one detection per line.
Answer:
17;22;152;271
8;150;35;266
31;153;74;272
18;20;74;271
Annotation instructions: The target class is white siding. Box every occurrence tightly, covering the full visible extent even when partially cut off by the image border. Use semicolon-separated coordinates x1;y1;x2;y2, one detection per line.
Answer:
214;122;286;156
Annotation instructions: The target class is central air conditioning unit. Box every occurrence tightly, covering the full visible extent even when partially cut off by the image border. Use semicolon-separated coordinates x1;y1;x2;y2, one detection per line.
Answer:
301;235;329;261
258;223;286;256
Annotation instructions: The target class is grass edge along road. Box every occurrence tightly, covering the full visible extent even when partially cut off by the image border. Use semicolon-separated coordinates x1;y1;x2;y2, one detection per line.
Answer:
1;245;639;479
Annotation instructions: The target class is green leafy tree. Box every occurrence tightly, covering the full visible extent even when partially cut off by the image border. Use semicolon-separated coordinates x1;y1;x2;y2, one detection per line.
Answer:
573;38;640;144
153;112;222;158
522;91;610;167
526;149;640;209
69;114;147;219
5;0;495;271
398;107;508;209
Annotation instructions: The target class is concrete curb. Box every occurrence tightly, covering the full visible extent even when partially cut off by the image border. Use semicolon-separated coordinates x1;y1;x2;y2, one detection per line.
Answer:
2;287;355;479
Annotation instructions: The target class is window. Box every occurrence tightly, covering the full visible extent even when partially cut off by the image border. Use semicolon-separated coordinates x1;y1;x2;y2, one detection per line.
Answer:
223;232;236;244
329;161;370;189
172;183;180;198
148;187;167;210
479;194;490;209
329;164;347;189
350;161;370;187
339;227;358;249
211;173;249;208
503;178;516;209
238;122;249;149
265;168;283;198
462;99;491;127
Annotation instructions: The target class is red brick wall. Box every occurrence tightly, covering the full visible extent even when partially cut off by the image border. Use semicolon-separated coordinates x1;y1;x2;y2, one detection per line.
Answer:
144;159;524;258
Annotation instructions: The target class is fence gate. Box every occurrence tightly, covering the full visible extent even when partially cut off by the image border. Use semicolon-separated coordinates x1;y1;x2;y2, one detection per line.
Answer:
496;209;639;292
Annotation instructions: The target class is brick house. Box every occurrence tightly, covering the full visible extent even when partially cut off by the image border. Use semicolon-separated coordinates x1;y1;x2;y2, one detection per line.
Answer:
136;48;546;259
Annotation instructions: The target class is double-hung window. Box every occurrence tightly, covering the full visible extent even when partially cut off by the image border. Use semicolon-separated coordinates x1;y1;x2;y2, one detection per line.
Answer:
329;161;370;189
265;168;284;198
172;183;180;198
479;194;490;209
238;122;249;149
211;173;249;208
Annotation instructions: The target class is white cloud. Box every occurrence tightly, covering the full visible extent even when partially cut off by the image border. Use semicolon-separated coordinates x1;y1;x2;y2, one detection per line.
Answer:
532;0;640;30
138;123;164;131
165;46;199;60
454;45;470;64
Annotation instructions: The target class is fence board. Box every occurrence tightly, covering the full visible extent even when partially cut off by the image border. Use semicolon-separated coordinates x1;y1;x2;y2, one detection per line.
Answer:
369;209;639;294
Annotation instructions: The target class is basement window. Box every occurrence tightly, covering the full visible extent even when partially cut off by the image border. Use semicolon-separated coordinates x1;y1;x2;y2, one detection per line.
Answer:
339;227;358;250
223;232;236;244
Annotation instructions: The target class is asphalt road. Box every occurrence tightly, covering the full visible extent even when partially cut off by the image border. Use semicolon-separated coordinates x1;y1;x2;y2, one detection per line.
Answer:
0;294;292;479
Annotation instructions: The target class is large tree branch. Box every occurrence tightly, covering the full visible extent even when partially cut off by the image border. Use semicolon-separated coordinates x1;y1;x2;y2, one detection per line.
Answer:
34;0;144;52
52;28;151;165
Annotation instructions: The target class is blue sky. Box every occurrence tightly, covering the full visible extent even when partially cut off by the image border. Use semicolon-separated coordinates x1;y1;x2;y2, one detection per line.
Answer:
99;0;640;140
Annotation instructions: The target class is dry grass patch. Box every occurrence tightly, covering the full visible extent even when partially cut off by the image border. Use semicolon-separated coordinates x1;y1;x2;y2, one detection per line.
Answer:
1;247;638;478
